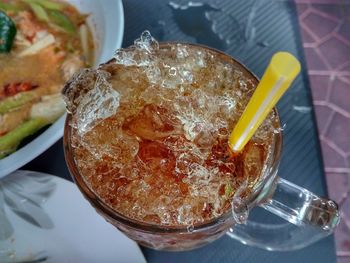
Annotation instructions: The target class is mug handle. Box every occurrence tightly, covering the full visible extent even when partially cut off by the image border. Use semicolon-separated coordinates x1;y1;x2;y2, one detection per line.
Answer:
227;177;340;251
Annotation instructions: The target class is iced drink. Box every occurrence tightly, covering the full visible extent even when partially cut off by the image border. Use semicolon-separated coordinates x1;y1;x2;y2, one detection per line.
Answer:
63;32;280;249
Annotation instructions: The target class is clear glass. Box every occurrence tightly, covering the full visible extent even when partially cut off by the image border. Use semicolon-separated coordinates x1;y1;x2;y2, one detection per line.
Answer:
228;177;340;251
63;43;340;251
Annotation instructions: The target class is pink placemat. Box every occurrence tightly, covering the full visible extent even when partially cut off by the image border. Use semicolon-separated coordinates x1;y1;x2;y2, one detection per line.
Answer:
296;1;350;262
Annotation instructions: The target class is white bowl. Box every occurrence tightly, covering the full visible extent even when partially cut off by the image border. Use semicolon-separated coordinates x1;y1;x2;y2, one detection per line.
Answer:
0;0;124;178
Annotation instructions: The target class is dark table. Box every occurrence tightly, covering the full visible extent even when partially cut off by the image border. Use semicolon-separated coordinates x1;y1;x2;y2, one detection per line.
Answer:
24;0;337;262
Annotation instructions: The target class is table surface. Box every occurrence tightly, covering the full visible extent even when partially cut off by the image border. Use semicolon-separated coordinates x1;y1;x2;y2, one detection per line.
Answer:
24;0;337;262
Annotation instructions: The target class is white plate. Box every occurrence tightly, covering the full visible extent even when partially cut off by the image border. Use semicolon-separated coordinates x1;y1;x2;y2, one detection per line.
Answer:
0;171;146;263
0;0;125;178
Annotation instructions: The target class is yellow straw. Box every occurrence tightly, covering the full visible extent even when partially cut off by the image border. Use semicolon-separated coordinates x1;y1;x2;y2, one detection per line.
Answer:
228;52;301;153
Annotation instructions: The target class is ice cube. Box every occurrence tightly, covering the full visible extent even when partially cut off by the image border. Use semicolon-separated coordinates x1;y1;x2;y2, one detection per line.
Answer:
137;141;176;177
218;95;237;115
81;125;139;168
62;68;105;114
175;151;203;175
177;204;193;225
114;31;158;68
124;104;182;140
145;64;162;84
114;49;137;66
76;71;120;134
194;128;216;150
134;30;159;52
176;44;189;59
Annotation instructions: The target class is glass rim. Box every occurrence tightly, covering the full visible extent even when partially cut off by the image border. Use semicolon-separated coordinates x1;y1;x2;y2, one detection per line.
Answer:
63;42;283;234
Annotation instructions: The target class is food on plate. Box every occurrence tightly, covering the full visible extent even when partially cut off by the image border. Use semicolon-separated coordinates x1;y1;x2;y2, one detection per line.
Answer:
0;0;94;158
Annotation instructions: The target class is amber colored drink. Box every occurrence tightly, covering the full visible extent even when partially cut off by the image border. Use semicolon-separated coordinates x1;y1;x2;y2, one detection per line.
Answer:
63;32;280;249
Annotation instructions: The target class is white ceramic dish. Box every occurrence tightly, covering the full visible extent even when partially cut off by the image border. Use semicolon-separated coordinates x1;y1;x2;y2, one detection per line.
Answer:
0;171;146;263
0;0;124;178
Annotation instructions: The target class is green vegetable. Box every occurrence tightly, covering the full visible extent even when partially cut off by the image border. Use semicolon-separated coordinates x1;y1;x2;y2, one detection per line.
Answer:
23;0;65;11
225;184;234;198
0;91;37;114
0;93;65;159
48;9;75;33
23;1;77;34
0;118;48;158
0;11;16;53
28;2;49;22
0;2;21;12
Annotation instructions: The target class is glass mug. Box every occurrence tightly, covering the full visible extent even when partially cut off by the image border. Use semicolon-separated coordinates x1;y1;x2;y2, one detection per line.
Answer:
63;43;340;251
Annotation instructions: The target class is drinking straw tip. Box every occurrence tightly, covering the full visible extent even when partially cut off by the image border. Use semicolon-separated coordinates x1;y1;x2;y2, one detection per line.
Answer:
228;52;301;153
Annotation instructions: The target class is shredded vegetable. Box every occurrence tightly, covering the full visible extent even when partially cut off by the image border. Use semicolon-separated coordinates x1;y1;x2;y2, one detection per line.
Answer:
18;33;55;57
28;2;49;22
0;91;38;114
0;2;21;13
0;104;32;135
0;117;48;158
30;93;65;123
23;0;64;11
48;9;75;33
79;24;89;61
